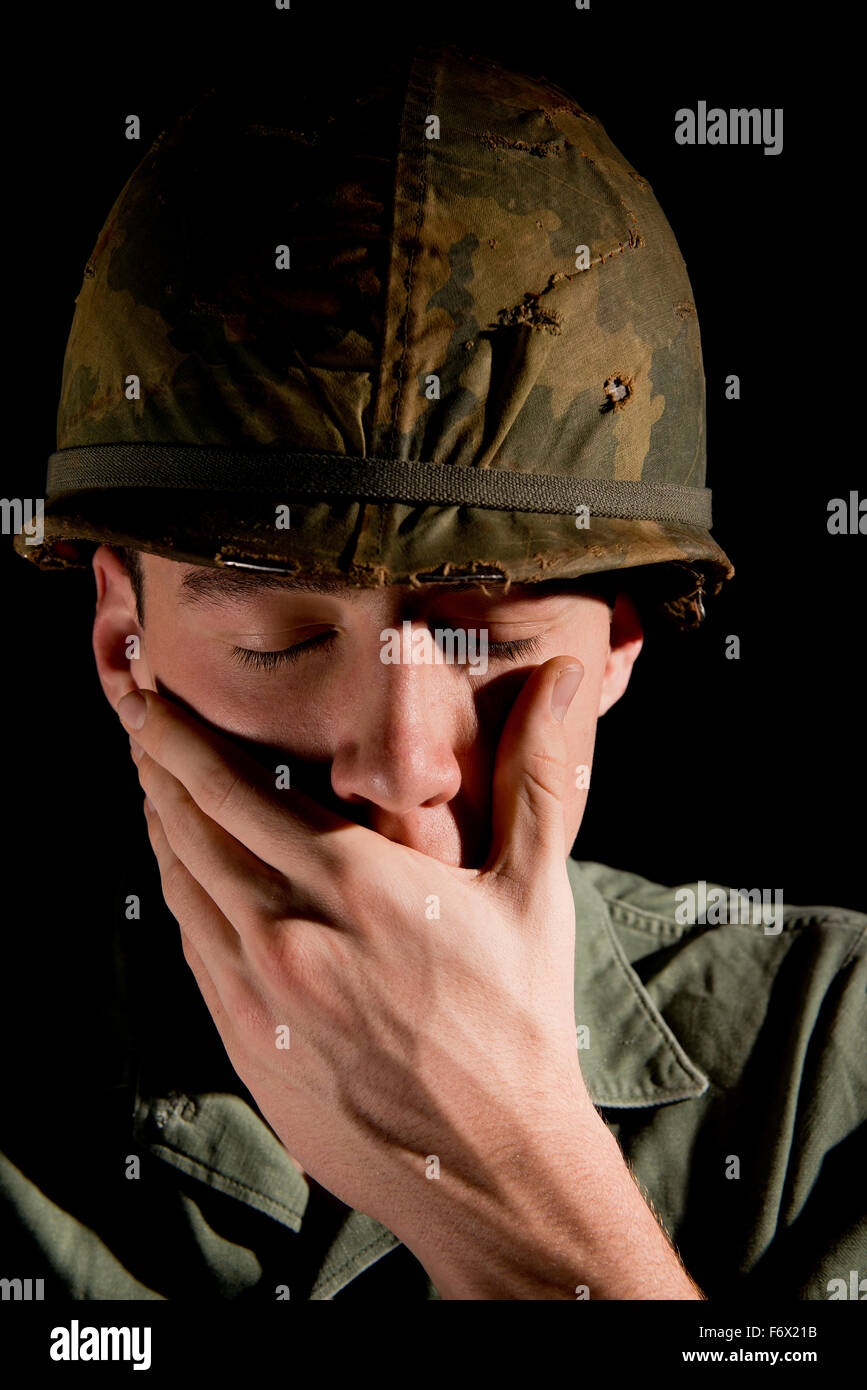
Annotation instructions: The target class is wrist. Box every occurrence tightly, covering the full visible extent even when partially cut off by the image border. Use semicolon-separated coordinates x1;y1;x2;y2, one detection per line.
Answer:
404;1113;701;1300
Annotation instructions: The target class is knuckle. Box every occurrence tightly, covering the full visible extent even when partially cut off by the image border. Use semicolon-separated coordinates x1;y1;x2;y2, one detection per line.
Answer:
247;923;291;977
222;976;260;1032
249;920;312;984
203;764;245;820
523;750;568;800
315;839;357;900
251;870;292;922
180;934;198;968
143;725;168;773
160;856;188;905
153;796;179;843
137;757;154;794
180;936;213;982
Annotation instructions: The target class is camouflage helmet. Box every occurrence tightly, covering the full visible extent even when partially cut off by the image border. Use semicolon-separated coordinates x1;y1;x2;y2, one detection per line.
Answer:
15;41;733;627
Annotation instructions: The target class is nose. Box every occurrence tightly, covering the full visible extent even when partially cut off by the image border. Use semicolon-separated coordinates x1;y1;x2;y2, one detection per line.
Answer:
329;625;466;815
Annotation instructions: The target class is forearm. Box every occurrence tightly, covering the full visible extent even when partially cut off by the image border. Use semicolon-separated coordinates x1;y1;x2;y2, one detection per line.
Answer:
408;1115;704;1301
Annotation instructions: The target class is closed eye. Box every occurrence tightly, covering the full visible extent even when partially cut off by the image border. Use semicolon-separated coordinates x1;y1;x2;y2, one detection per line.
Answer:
230;631;545;669
486;635;544;662
230;631;338;669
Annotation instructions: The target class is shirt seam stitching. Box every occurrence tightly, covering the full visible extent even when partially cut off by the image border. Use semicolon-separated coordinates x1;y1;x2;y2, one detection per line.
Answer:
835;918;867;972
315;1233;400;1295
147;1142;305;1221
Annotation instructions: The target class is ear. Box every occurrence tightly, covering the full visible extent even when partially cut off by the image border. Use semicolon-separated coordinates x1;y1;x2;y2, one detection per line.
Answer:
92;545;155;710
597;591;643;717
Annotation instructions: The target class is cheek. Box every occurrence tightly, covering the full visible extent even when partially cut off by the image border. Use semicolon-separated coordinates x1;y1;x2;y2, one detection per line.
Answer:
145;629;336;756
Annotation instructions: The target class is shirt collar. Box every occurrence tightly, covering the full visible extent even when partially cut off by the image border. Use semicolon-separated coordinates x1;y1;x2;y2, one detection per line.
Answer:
126;856;708;1271
566;857;709;1107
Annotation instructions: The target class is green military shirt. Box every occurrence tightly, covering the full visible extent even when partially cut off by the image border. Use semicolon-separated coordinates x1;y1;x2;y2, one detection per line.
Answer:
1;857;864;1300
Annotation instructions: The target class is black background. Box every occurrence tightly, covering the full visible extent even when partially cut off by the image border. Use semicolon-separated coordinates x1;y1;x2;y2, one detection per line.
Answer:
4;0;862;913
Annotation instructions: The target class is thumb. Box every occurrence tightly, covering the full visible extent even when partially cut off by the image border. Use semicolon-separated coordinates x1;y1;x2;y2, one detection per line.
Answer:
485;658;584;885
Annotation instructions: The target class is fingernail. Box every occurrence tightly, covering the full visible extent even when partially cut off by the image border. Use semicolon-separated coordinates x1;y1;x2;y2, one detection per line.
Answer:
551;664;583;723
118;690;147;730
143;795;154;813
129;737;143;762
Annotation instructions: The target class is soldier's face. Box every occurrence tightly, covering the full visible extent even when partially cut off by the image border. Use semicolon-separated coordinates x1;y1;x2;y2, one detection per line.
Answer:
93;548;643;869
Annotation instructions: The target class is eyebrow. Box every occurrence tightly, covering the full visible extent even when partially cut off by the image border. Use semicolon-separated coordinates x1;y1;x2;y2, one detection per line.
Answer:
176;569;574;607
177;570;357;606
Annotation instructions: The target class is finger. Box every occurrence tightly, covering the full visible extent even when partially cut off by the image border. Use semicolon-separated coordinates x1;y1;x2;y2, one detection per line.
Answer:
178;930;237;1052
136;746;299;935
119;688;372;878
142;793;244;992
483;657;584;890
